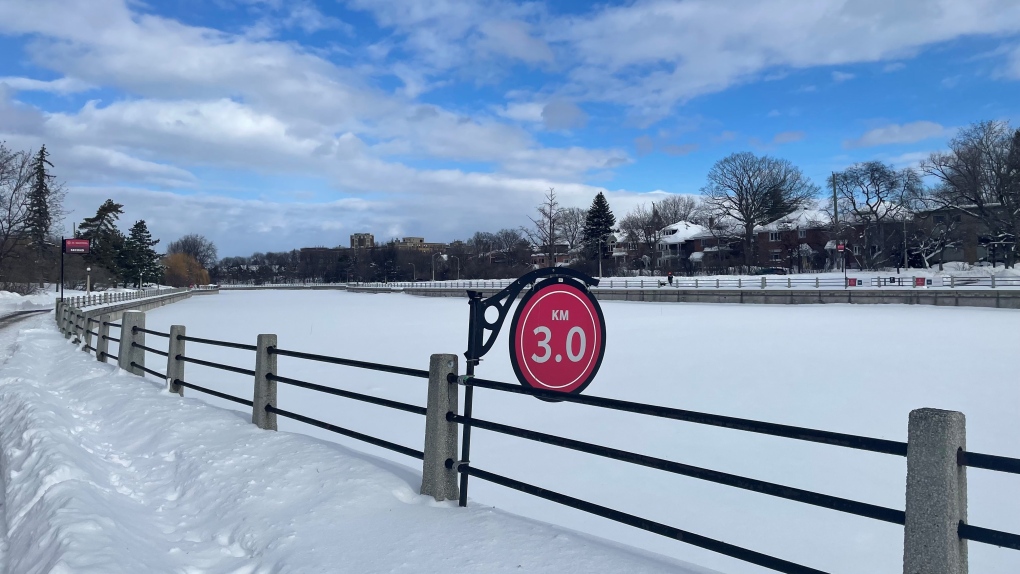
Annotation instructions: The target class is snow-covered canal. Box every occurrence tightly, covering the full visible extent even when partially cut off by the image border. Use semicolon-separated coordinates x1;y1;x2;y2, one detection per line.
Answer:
145;291;1020;574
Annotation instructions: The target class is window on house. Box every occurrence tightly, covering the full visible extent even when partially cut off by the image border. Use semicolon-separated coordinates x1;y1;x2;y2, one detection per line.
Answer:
934;215;946;224
770;249;782;261
852;245;861;255
798;229;807;239
769;231;781;242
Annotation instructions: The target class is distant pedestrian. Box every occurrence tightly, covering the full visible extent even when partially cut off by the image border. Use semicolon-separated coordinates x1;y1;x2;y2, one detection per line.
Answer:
667;271;674;285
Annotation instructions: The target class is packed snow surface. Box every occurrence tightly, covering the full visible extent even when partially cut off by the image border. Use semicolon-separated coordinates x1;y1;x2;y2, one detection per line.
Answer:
0;313;711;574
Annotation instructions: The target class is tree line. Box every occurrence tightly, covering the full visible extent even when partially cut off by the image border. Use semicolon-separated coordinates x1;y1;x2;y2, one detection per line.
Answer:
0;141;220;292
217;119;1020;284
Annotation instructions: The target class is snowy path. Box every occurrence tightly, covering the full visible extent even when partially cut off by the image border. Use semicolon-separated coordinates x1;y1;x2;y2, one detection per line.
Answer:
0;316;714;574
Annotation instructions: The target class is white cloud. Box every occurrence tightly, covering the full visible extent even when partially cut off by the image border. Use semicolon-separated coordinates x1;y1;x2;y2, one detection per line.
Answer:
0;76;92;94
495;102;545;123
773;131;806;144
541;100;587;130
845;121;947;148
831;71;855;82
992;45;1020;79
883;62;906;72
477;20;554;64
551;0;1020;115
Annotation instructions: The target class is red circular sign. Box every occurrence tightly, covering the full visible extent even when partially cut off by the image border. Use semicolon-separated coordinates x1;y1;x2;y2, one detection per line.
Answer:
509;279;606;395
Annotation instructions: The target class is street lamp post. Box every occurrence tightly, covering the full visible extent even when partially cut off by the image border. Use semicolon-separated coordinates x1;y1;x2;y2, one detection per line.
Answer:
431;252;443;282
86;267;91;296
598;236;604;278
408;262;416;281
449;255;460;280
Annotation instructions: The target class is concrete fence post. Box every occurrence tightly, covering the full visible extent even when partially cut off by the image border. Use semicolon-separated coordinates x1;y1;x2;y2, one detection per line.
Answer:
903;408;968;574
72;309;83;343
118;311;146;376
990;275;996;289
82;312;92;351
421;354;459;501
55;301;63;330
96;314;111;363
252;334;277;430
167;325;186;396
62;305;72;338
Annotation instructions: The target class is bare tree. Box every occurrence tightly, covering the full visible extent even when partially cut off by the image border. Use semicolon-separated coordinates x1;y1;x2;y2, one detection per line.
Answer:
618;203;665;269
0;144;33;281
655;195;701;225
522;188;563;268
166;234;218;269
701;152;819;266
559;207;586;250
921;121;1020;267
493;228;529;267
830;162;921;269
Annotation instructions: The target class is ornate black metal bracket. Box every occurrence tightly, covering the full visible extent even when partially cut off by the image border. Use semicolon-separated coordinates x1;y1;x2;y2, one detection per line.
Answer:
464;267;599;367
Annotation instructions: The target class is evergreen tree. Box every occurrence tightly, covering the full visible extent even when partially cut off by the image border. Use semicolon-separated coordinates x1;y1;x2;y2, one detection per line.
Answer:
25;146;53;252
78;199;126;281
121;220;161;287
582;192;616;260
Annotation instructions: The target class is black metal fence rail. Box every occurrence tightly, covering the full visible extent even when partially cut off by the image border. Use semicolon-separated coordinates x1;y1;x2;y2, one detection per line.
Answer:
179;334;257;351
266;404;424;460
267;373;427;415
131;362;167;380
453;375;908;456
134;327;170;338
959;449;1020;474
103;335;121;343
448;462;827;574
103;322;121;328
177;354;256;377
270;347;429;379
449;412;905;525
959;522;1020;551
133;342;168;358
174;378;253;407
955;448;1020;550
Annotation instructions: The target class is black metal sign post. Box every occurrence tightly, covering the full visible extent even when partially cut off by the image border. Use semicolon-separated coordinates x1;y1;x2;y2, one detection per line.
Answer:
60;238;91;302
458;267;601;507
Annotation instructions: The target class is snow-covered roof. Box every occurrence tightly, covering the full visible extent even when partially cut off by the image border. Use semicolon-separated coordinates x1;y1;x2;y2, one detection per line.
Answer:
756;208;829;233
658;222;708;245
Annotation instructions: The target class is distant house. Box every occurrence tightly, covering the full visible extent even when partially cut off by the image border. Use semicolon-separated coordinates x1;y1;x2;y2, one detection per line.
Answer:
753;209;830;271
656;222;708;271
531;243;571;267
393;237;447;253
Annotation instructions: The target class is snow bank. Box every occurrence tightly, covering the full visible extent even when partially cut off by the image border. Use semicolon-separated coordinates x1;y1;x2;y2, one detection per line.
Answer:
0;317;711;574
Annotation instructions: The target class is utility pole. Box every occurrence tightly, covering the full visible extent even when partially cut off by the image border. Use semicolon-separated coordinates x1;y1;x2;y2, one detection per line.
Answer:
832;172;840;271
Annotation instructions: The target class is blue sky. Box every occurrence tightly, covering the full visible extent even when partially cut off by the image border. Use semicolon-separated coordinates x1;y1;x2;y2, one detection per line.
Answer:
2;0;1020;256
